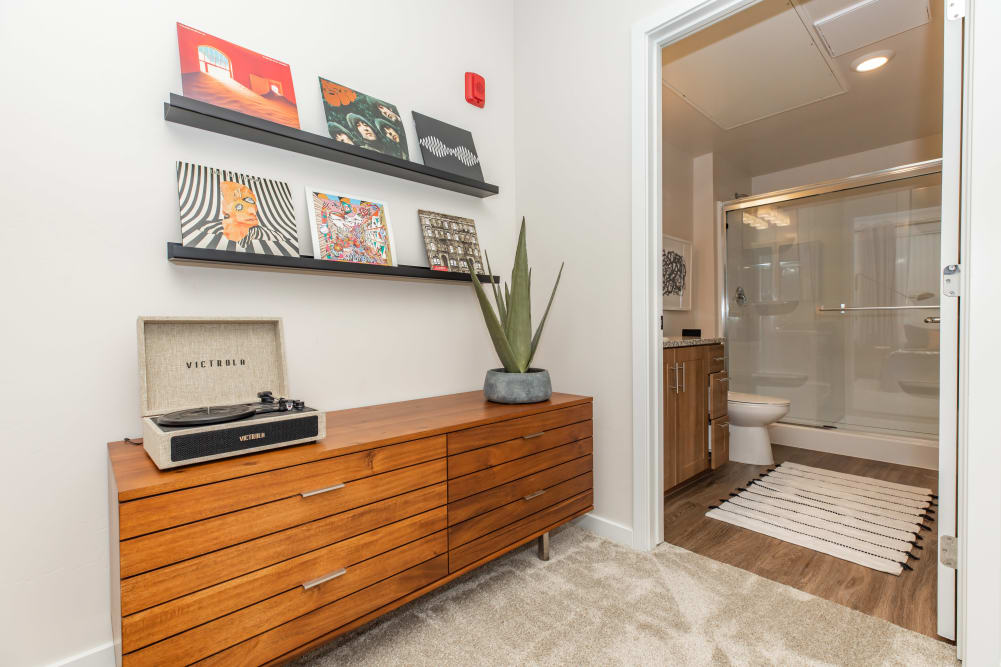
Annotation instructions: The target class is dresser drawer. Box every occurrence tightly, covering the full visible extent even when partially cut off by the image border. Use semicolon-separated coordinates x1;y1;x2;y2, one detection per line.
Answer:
121;481;445;615
707;344;725;373
447;403;592;455
449;490;593;572
118;435;445;540
450;471;592;548
448;420;591;479
193;555;449;667
709;371;728;420
120;458;445;579
448;437;593;501
448;455;592;526
123;523;447;665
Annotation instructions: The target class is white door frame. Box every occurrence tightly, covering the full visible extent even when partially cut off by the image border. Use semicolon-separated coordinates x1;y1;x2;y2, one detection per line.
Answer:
629;0;977;658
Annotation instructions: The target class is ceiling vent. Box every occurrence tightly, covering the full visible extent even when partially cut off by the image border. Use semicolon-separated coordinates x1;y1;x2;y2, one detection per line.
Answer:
813;0;930;57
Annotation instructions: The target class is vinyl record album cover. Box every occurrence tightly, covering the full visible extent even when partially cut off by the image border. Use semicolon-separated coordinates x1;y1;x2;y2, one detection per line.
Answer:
319;78;409;160
176;162;299;257
306;188;396;266
176;23;299;128
412;112;483;181
418;210;483;273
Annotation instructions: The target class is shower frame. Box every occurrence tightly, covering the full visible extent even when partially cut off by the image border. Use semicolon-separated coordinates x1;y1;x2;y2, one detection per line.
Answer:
717;158;944;432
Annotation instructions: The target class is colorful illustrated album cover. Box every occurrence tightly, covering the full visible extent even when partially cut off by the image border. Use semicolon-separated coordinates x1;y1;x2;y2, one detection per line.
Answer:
413;112;484;182
306;189;396;266
176;23;300;128
319;77;409;160
418;210;483;274
175;161;299;257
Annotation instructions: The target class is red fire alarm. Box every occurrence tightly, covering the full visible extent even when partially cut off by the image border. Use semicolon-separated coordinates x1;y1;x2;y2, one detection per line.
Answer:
465;72;485;108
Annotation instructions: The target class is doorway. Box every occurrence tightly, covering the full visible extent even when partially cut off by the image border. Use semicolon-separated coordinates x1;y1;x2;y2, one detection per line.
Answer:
629;0;964;653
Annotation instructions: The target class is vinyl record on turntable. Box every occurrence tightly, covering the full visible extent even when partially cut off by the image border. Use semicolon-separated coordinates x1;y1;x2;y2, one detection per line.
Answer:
156;404;257;427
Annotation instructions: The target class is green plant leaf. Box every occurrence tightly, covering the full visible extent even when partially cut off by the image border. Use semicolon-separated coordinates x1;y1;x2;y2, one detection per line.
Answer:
528;262;564;367
469;270;519;372
484;251;506;327
505;218;533;372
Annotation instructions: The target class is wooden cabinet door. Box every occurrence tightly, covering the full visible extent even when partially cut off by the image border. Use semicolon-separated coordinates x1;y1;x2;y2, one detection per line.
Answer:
663;349;678;490
710;417;730;470
674;346;708;482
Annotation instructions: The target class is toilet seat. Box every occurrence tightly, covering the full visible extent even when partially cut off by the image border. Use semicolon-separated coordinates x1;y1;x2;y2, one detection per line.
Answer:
728;391;790;406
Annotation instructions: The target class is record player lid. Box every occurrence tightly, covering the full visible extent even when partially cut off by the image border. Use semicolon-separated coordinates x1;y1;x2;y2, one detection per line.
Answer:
137;317;289;417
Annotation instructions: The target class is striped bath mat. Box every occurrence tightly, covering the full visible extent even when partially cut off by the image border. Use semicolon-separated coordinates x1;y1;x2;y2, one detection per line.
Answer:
706;461;935;575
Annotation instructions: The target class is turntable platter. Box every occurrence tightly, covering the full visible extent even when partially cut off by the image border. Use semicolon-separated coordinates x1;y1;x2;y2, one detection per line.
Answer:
156;404;257;427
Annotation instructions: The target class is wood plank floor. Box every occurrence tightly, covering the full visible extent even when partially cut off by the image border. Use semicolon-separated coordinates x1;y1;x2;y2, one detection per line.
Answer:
664;445;946;640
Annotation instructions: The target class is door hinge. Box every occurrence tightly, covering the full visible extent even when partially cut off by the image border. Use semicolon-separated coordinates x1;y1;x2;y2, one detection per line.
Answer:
940;534;958;569
660;315;663;330
943;264;962;297
946;0;966;21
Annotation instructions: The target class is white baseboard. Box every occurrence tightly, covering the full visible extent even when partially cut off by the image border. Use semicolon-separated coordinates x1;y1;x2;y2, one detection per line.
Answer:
572;512;633;546
49;641;114;667
770;423;939;470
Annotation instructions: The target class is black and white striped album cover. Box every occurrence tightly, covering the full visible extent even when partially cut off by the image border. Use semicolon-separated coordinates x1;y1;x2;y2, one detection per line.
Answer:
412;112;483;182
175;161;299;256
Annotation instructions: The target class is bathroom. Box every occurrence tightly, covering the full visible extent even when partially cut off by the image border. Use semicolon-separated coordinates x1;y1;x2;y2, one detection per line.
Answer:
656;0;950;642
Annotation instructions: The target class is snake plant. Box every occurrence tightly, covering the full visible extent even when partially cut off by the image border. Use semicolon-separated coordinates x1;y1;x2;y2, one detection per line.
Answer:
469;218;564;373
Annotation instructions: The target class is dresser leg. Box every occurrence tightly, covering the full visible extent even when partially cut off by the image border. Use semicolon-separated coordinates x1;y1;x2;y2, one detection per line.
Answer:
537;532;550;561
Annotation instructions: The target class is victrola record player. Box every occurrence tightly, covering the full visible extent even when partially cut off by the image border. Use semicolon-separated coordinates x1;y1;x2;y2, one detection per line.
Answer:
137;316;326;469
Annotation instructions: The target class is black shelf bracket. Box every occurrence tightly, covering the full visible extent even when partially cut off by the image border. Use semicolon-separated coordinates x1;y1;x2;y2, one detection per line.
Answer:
164;94;500;199
167;243;500;284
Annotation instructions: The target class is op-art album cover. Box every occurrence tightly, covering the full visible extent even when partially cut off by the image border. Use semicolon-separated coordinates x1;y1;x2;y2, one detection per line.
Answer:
412;112;483;182
176;23;300;128
319;77;409;160
176;162;299;257
305;189;396;266
418;210;483;273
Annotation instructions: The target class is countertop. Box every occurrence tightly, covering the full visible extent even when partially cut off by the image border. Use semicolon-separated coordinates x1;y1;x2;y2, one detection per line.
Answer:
663;336;725;348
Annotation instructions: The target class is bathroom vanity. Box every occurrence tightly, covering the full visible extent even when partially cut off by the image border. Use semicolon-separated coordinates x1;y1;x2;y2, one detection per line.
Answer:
663;337;728;492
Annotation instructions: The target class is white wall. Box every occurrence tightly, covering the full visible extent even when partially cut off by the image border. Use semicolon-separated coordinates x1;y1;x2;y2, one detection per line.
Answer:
0;1;516;664
750;135;942;194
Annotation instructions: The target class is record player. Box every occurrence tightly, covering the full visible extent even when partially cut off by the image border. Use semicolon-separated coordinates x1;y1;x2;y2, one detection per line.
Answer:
137;316;326;469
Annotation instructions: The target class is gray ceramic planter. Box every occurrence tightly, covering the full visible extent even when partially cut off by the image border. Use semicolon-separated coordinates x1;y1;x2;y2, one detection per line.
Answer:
483;368;552;404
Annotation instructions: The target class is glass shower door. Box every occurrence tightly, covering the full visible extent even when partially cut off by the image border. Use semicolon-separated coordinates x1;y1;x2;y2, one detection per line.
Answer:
725;172;942;438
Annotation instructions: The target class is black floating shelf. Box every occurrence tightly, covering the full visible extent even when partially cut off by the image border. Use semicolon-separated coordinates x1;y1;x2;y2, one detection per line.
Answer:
164;94;500;199
168;243;499;284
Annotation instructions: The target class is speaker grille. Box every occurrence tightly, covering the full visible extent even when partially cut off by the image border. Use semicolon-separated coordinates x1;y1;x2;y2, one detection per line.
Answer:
171;415;319;462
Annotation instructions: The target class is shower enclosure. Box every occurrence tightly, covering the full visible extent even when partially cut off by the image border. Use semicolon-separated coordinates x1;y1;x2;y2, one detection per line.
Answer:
724;162;942;439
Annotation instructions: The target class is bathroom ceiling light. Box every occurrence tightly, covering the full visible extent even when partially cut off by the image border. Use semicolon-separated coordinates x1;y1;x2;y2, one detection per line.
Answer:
852;50;893;73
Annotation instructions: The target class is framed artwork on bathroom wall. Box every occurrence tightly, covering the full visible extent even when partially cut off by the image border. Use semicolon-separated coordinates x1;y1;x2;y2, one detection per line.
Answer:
662;234;691;311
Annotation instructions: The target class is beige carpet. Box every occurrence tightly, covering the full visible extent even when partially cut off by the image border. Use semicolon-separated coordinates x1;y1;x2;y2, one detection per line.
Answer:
294;525;957;666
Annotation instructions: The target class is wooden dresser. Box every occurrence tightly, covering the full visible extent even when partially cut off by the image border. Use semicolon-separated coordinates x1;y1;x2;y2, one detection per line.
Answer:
107;391;593;666
664;341;728;493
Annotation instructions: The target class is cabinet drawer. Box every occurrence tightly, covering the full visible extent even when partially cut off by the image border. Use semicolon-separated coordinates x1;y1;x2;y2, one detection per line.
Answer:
709;371;729;420
450;472;593;548
447;403;592;455
121;480;445;615
193;555;449;667
120;458;445;579
448;438;593;501
448;420;591;479
711;417;730;470
119;435;445;540
123;521;447;665
449;491;593;572
707;344;725;373
448;455;592;526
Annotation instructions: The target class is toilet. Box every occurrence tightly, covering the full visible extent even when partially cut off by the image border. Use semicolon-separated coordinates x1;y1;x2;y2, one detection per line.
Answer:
727;392;791;465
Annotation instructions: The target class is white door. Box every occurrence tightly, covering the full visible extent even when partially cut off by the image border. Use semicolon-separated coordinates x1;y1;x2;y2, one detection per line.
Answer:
936;6;965;643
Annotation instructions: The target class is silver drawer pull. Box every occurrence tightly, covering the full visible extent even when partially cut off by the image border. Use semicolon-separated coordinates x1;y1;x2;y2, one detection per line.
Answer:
523;432;546;439
713;356;725;361
300;482;345;498
302;568;346;590
524;490;546;501
720;378;729;383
